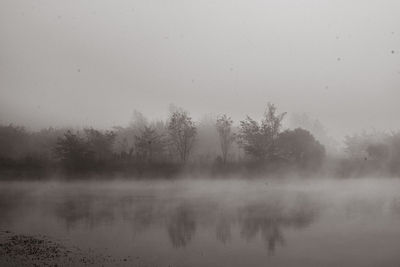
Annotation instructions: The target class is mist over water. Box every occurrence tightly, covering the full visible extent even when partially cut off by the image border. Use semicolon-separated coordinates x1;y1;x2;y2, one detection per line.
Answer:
1;0;400;266
1;177;400;266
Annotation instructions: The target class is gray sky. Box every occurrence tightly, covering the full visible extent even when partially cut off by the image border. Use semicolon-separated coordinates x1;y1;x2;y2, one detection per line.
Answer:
0;0;399;138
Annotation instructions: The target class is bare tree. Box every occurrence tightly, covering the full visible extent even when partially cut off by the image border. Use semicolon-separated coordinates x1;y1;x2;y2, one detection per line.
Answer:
168;108;197;163
215;114;235;163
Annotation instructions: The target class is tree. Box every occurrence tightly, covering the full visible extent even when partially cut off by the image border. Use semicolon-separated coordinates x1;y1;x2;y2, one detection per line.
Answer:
238;103;286;160
0;124;29;159
54;129;116;169
344;131;387;159
84;128;116;162
134;126;165;162
366;143;389;161
289;113;338;155
129;110;148;130
168;108;197;163
215;115;235;163
387;132;400;174
54;130;91;169
277;128;325;169
263;103;287;140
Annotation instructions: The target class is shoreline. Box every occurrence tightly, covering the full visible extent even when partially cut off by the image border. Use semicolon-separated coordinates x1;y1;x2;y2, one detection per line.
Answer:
0;230;132;267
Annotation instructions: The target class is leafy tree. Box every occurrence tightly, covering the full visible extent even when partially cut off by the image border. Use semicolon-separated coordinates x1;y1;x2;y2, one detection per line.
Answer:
0;124;29;159
168;108;197;162
54;129;116;169
31;127;65;160
238;103;286;160
277;128;325;168
84;128;116;161
215;115;235;163
54;130;91;169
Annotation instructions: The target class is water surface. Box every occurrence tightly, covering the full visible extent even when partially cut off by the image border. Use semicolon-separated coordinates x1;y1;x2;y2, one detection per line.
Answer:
1;178;400;266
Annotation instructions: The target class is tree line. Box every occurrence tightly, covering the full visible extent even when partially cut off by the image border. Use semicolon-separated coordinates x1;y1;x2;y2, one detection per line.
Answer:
0;103;329;177
6;102;400;177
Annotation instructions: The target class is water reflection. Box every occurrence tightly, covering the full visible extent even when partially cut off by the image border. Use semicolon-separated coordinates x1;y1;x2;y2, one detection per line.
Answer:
2;180;400;266
53;196;115;229
48;193;319;252
167;205;197;248
216;217;231;244
239;203;286;253
0;184;321;253
0;190;28;225
238;198;317;253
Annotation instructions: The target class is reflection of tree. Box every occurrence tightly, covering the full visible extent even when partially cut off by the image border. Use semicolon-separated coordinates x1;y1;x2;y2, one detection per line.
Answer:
238;200;317;254
239;203;285;254
391;198;400;216
264;224;285;253
216;217;231;244
54;198;90;229
122;201;155;234
49;191;318;254
53;196;114;229
167;205;196;248
0;190;28;225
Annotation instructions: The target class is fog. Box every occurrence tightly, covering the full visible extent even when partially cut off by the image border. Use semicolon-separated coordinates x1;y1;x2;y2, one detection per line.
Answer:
1;0;400;138
1;0;400;265
2;178;400;266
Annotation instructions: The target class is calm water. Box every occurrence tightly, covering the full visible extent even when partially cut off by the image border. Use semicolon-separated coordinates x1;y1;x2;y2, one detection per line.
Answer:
1;178;400;266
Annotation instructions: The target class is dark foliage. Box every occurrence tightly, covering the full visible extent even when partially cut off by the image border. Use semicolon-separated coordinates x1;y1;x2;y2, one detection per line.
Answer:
168;109;197;163
277;128;326;169
237;103;286;161
8;103;394;179
215;114;235;163
134;126;166;163
54;129;116;171
54;131;93;170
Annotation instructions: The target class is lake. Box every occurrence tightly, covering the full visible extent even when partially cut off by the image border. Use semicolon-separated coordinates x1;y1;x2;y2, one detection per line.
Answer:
1;178;400;266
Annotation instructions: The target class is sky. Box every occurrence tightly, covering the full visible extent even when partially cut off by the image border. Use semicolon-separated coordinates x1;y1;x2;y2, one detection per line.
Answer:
0;0;399;139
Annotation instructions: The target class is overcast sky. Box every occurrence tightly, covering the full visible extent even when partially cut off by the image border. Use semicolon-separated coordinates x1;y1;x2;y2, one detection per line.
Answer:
0;0;399;138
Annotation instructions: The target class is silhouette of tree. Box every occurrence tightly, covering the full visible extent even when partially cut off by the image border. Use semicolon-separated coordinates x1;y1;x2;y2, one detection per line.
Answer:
277;128;325;169
289;113;338;155
238;103;286;160
168;108;197;163
84;128;116;162
54;129;116;169
215;115;235;163
54;130;92;169
134;126;165;162
0;124;29;159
